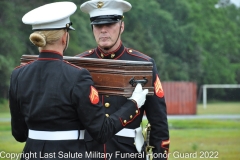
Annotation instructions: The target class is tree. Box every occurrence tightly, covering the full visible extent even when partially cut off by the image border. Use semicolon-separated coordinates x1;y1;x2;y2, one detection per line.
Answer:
0;1;25;98
0;0;239;101
188;0;240;99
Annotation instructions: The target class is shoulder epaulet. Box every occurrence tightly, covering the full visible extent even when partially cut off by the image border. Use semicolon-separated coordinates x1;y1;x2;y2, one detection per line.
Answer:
126;48;151;61
63;60;82;70
14;60;34;69
75;49;95;57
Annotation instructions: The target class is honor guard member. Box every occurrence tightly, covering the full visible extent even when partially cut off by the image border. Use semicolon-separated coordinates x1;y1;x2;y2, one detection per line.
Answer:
9;2;148;160
75;0;170;159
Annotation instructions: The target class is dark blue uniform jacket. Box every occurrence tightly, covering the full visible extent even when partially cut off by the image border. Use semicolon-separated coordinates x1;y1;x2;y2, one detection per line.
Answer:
75;42;170;160
9;51;140;160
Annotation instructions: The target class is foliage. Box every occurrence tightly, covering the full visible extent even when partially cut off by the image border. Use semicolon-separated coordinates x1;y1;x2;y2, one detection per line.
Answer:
0;0;239;100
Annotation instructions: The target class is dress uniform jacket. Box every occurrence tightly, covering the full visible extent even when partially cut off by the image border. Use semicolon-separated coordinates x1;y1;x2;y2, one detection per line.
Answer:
75;42;170;160
9;51;141;160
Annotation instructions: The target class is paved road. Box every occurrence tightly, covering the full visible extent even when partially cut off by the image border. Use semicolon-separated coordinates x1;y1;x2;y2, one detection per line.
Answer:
1;115;240;122
0;118;10;122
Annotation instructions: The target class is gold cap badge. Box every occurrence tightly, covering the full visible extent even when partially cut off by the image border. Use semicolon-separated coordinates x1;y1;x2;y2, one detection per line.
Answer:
97;2;104;8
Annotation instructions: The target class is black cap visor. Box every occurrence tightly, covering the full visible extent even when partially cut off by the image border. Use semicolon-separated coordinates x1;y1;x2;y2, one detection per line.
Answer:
90;15;123;25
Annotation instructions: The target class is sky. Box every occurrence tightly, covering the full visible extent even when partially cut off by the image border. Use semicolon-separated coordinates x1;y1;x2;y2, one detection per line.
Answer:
215;0;240;8
230;0;240;7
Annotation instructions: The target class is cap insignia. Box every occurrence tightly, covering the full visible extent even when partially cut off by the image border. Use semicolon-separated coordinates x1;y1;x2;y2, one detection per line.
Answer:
97;1;104;8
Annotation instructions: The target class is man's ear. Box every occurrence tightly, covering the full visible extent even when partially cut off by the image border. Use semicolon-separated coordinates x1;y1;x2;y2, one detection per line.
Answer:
120;21;124;33
62;32;68;45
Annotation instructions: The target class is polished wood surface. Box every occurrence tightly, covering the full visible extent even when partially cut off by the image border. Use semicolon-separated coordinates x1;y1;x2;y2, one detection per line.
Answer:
21;55;154;97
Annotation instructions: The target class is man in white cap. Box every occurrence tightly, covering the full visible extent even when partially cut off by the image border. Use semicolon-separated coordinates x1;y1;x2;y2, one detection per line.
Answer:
9;1;148;159
75;0;170;160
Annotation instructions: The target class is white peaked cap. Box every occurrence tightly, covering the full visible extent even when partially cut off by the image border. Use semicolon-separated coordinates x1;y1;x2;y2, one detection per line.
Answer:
22;2;77;30
80;0;132;18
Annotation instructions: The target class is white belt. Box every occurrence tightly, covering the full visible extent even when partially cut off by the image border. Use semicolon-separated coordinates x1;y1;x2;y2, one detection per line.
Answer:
115;127;144;153
28;129;85;140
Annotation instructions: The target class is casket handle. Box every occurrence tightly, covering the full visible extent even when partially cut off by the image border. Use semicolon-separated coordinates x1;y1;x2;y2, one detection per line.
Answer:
129;77;148;87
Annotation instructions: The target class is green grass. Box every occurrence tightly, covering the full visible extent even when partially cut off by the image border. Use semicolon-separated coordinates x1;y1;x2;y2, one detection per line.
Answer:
142;119;240;160
0;113;11;119
169;128;240;160
0;99;10;119
197;101;240;115
1;120;240;160
0;99;9;112
168;119;240;129
0;122;25;160
1;100;240;160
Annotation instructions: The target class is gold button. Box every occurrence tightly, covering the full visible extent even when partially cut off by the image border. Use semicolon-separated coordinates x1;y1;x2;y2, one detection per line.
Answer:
105;102;110;108
101;53;104;58
130;115;133;119
111;53;115;58
164;150;167;153
124;120;127;124
129;49;132;53
133;142;135;145
105;114;109;117
135;110;139;114
105;95;109;97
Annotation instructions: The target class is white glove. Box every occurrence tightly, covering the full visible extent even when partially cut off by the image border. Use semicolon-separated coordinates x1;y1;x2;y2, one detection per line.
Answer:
128;83;149;108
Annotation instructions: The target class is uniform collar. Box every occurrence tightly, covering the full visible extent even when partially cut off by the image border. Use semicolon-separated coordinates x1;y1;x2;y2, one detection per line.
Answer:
96;42;125;59
39;50;63;60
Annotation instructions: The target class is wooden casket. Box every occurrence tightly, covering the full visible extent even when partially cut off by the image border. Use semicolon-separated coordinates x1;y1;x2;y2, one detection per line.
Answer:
20;55;154;97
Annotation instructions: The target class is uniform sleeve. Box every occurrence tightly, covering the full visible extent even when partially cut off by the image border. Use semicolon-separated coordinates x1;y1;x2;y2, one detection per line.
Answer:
144;59;170;160
9;70;28;142
71;68;140;144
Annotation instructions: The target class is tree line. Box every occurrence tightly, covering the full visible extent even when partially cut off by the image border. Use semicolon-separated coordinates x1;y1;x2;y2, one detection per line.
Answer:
0;0;239;101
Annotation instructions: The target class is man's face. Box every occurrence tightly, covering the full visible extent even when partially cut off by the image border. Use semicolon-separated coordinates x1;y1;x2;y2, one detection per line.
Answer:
92;21;124;50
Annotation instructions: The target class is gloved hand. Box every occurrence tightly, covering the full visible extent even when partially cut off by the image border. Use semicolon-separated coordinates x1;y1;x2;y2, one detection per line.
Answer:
128;83;149;108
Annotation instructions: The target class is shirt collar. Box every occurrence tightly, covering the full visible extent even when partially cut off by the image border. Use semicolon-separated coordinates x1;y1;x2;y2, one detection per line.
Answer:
96;42;125;59
39;50;63;60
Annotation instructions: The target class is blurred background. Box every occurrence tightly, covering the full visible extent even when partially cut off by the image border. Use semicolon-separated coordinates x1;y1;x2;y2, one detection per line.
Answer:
0;0;239;159
0;0;240;102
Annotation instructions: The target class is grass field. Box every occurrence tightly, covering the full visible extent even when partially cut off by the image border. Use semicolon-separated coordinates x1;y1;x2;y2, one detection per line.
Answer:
167;119;240;160
197;101;240;115
0;100;240;160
